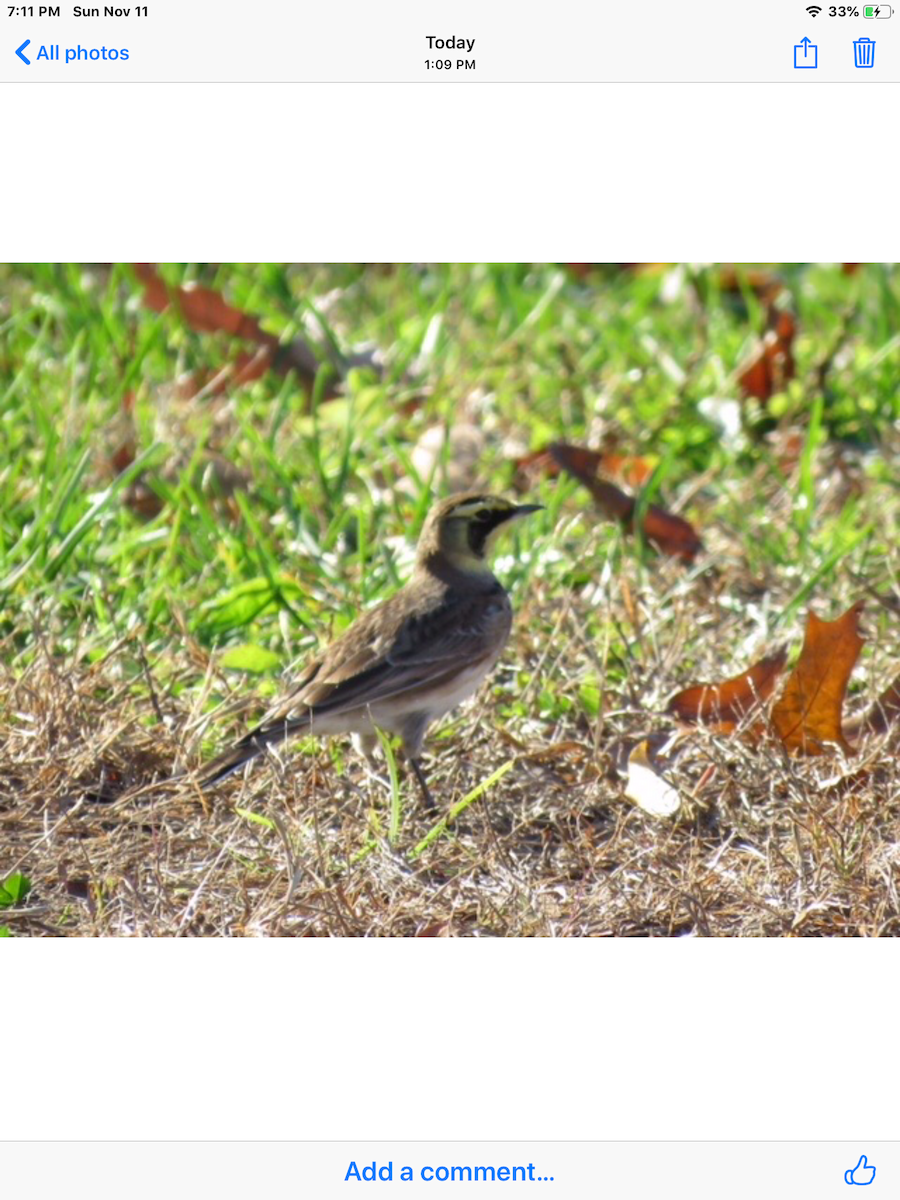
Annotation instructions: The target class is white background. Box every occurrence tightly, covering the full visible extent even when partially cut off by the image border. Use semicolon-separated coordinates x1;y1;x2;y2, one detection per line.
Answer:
5;947;900;1142
2;17;899;1167
2;83;896;261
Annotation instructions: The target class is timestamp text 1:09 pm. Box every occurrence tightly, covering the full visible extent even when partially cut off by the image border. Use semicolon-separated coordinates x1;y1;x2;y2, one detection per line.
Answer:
425;59;476;69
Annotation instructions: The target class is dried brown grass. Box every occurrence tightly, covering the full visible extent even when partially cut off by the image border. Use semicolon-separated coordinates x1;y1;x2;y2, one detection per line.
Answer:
3;554;900;937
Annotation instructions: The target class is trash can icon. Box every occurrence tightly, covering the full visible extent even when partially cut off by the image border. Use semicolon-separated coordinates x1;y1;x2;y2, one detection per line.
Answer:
853;36;876;67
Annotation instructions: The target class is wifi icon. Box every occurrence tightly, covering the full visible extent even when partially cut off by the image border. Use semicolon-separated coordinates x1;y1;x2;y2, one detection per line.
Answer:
807;4;822;13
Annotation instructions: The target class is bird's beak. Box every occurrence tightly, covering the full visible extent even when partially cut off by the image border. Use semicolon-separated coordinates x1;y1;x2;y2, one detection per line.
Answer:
510;503;544;519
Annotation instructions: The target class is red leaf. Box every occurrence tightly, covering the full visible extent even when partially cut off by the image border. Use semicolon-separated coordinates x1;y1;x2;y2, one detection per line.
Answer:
771;602;865;755
131;265;341;396
667;649;788;733
548;442;703;561
737;307;797;403
133;263;277;346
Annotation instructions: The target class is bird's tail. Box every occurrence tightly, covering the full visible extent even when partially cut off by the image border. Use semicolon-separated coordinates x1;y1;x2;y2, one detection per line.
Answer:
197;724;287;789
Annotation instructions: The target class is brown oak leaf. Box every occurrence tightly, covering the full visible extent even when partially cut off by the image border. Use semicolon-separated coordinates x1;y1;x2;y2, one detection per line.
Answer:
771;602;865;755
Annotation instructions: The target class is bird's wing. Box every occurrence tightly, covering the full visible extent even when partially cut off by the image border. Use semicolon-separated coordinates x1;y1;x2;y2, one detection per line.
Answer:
258;587;511;731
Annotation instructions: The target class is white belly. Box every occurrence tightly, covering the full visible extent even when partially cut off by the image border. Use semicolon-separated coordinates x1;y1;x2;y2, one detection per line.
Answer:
287;654;502;751
388;655;499;722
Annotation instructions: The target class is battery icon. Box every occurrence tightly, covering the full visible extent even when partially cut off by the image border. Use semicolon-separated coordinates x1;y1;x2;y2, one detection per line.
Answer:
863;5;893;15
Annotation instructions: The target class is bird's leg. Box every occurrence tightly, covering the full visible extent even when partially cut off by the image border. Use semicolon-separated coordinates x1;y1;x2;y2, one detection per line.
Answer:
408;757;436;811
398;715;435;811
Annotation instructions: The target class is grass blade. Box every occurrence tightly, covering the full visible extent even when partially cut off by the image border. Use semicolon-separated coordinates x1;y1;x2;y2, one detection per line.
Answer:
235;808;276;831
410;759;514;859
374;727;403;847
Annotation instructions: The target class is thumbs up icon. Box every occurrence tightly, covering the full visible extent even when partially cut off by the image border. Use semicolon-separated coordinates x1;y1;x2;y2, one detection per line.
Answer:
845;1155;876;1186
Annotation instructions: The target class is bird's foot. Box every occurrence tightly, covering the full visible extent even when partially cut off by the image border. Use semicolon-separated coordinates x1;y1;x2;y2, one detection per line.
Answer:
408;757;436;811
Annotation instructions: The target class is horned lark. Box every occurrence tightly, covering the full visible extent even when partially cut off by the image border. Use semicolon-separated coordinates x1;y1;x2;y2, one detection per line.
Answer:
200;492;542;805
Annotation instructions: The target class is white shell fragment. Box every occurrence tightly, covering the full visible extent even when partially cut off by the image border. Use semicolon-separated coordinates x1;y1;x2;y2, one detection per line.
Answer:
625;740;681;818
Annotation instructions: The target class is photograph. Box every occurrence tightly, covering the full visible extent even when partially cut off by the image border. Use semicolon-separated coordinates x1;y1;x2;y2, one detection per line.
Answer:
1;261;898;938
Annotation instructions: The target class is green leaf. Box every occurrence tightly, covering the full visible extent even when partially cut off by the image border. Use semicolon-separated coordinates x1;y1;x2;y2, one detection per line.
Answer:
0;873;32;908
235;807;276;831
0;926;11;937
197;576;304;636
219;644;282;673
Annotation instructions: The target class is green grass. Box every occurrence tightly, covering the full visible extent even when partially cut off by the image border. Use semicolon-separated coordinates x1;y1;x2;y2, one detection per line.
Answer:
2;262;900;936
2;264;897;665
